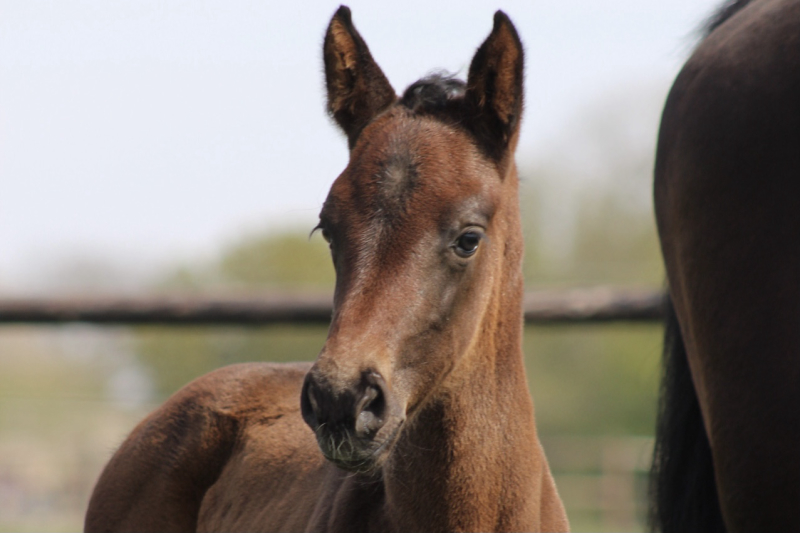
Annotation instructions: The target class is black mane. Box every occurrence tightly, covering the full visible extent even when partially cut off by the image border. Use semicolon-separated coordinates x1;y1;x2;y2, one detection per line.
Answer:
701;0;754;38
400;73;466;113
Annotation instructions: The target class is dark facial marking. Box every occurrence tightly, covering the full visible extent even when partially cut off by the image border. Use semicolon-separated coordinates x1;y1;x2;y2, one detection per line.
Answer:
375;135;419;222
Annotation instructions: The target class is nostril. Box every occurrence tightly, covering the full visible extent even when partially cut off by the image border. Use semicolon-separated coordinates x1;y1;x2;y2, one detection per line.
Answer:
303;369;391;439
355;382;386;437
300;376;320;429
308;386;320;413
360;383;379;410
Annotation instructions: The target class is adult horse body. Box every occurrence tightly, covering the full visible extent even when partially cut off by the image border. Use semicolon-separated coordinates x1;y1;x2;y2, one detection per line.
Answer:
85;7;569;533
651;0;800;531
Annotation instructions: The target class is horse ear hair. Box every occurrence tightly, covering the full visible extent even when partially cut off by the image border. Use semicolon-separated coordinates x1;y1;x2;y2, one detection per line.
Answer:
465;11;524;160
323;6;397;148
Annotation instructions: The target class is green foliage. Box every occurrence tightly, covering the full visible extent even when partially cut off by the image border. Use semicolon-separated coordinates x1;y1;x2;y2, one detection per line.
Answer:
134;229;336;396
219;231;335;289
520;178;663;287
136;325;329;398
552;191;663;285
519;85;665;288
524;324;662;436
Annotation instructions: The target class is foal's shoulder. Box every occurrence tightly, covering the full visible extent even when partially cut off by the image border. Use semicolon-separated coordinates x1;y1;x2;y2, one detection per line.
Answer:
85;362;313;532
127;361;312;461
150;362;313;433
173;361;312;420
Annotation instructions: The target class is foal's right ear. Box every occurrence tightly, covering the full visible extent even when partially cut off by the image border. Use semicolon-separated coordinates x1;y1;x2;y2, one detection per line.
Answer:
464;11;524;161
324;6;397;148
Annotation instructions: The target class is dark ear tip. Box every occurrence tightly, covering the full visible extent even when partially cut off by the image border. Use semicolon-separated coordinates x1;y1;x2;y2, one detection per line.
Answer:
493;10;510;26
492;10;521;41
334;5;352;23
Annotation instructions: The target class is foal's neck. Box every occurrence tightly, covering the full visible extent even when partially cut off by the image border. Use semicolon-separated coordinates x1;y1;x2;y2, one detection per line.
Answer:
383;246;543;531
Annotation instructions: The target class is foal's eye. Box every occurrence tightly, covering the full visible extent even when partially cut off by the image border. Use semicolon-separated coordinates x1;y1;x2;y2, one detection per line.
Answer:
454;231;481;258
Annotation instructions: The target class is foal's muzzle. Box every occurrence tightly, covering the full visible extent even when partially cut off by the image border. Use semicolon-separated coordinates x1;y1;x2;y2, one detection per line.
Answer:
301;368;397;471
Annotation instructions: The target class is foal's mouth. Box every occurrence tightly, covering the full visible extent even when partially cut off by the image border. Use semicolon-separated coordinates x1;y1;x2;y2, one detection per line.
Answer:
317;420;404;474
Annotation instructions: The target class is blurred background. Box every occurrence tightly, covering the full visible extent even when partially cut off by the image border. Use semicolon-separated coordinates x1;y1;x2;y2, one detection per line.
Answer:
1;0;719;531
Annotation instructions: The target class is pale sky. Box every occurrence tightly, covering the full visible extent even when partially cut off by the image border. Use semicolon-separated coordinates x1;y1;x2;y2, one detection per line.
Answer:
0;0;720;291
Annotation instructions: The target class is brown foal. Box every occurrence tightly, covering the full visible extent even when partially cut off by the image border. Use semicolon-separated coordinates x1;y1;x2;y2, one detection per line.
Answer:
85;7;568;532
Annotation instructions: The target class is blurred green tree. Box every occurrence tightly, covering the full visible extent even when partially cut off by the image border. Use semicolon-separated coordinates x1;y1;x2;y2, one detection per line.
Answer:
218;231;335;289
136;229;334;397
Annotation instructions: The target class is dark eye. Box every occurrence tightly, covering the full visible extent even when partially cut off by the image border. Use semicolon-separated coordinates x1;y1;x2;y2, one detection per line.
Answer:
455;231;481;257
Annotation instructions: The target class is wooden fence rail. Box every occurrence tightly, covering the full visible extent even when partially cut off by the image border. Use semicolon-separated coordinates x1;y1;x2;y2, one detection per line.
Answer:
0;287;664;325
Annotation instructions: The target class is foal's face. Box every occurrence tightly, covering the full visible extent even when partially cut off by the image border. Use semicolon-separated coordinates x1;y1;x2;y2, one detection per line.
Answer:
301;111;505;471
301;6;524;473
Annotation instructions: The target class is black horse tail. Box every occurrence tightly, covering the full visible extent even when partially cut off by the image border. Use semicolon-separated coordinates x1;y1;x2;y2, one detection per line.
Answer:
649;295;726;533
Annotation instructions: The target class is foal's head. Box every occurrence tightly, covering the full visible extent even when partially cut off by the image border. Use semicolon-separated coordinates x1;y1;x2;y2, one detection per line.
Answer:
301;6;525;473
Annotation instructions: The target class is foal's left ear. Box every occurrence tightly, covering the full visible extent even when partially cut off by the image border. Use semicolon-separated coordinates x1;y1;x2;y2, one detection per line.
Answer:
324;6;397;148
465;11;524;160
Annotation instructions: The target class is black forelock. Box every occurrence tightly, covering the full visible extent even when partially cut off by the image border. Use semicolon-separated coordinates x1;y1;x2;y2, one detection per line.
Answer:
400;72;467;113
